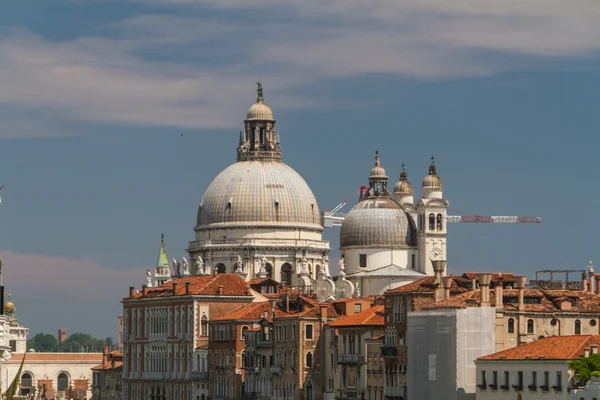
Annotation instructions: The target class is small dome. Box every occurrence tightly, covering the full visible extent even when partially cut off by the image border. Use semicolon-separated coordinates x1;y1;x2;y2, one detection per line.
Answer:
422;159;443;189
246;101;274;121
394;166;414;195
5;301;14;313
340;198;417;248
369;151;387;181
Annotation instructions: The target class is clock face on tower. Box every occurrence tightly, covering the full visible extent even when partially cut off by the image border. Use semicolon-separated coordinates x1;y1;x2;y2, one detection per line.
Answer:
430;247;443;259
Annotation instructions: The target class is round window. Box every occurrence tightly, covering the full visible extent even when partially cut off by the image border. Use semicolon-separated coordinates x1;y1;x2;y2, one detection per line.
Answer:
591;319;597;327
550;319;557;326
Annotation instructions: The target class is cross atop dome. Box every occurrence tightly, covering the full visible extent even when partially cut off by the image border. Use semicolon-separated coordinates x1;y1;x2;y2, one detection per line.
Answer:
429;155;437;175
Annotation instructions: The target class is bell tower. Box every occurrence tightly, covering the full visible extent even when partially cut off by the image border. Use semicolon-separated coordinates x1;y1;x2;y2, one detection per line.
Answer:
417;157;449;276
237;83;282;162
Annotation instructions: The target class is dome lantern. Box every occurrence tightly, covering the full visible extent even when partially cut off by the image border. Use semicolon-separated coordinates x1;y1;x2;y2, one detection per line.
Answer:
367;151;389;197
394;162;415;206
238;83;282;162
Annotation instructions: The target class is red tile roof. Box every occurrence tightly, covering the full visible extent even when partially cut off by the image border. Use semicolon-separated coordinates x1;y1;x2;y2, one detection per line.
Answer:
126;274;250;299
385;276;468;295
9;353;103;362
211;301;280;322
328;305;385;327
478;335;600;361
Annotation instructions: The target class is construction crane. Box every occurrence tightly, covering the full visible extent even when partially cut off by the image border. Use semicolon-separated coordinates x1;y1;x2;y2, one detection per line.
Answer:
321;187;542;228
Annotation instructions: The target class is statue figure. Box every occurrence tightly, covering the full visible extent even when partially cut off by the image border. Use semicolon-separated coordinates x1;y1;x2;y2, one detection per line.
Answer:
322;255;330;277
195;255;205;275
339;258;345;273
235;255;244;273
146;269;153;287
172;258;181;277
298;257;309;275
181;257;190;276
257;256;268;278
256;82;263;102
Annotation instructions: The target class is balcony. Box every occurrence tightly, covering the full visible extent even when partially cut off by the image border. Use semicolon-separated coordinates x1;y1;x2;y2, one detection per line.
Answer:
337;354;366;365
190;371;209;380
381;347;398;357
256;339;273;348
270;365;283;374
384;387;405;398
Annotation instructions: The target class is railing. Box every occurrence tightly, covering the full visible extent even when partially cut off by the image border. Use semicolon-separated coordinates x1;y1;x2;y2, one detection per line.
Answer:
384;387;405;397
188;238;330;250
337;354;366;365
381;347;398;357
270;365;283;374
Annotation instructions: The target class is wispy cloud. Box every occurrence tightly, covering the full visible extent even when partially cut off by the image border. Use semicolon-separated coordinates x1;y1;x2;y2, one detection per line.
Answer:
1;0;600;137
0;250;141;337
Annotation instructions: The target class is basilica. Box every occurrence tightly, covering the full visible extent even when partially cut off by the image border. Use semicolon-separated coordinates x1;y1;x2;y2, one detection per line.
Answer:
149;83;450;298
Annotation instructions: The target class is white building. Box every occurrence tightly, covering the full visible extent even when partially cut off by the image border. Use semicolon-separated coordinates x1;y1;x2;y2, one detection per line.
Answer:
339;152;448;297
474;335;600;400
185;83;330;288
407;281;497;400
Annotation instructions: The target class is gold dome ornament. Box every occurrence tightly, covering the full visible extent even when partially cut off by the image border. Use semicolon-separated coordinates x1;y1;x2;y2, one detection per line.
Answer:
5;301;15;314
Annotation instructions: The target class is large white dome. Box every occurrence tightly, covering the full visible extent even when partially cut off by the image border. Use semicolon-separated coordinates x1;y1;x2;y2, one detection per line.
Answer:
196;160;322;230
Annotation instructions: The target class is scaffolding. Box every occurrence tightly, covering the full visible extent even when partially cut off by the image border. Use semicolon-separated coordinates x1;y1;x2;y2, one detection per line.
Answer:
530;269;585;290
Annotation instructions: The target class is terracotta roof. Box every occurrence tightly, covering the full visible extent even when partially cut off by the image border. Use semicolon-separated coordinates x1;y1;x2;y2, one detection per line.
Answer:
422;290;482;310
329;305;385;327
462;272;516;282
126;274;250;299
478;335;600;361
385;276;468;295
247;278;279;286
333;296;376;304
92;361;123;371
9;353;103;362
211;302;281;322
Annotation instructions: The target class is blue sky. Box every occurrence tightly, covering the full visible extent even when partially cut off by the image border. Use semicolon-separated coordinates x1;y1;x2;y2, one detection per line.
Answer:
1;0;599;339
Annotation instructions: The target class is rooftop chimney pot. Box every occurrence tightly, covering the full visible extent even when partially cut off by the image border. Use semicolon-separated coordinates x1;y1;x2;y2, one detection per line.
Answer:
218;285;224;295
185;281;191;295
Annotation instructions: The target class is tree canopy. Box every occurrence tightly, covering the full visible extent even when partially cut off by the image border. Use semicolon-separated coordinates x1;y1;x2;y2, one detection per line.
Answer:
570;354;600;383
27;333;115;352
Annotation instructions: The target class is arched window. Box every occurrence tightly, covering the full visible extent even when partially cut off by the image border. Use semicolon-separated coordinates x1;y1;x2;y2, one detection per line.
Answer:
575;319;582;335
507;318;515;333
429;214;435;231
437;213;443;231
57;373;69;391
265;264;273;279
21;373;32;387
242;326;249;340
306;352;313;368
216;264;226;274
305;381;314;400
527;319;534;334
201;315;208;336
281;263;292;286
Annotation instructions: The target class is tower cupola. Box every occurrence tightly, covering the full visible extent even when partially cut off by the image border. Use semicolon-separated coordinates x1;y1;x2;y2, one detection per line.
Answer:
237;83;282;162
367;151;389;197
394;162;414;205
422;156;443;199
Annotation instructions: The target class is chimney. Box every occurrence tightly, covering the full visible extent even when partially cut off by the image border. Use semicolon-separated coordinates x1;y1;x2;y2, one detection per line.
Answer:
592;345;599;355
583;272;588;292
494;284;504;309
432;260;446;285
319;304;328;323
471;277;477;290
218;285;223;295
102;345;109;366
478;273;492;307
516;276;527;311
590;266;596;294
441;276;453;301
213;269;218;277
142;285;148;297
596;275;600;295
185;281;191;295
269;299;277;318
129;286;135;298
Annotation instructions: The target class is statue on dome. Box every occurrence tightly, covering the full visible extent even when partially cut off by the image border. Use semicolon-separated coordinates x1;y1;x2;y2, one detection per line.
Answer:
322;255;331;277
146;269;153;287
172;258;181;278
234;255;244;273
256;256;268;278
339;258;345;273
181;257;190;276
256;82;263;102
298;257;309;275
195;255;205;275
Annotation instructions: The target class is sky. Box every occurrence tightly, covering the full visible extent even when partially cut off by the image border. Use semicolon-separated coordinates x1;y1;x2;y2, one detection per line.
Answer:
1;0;600;339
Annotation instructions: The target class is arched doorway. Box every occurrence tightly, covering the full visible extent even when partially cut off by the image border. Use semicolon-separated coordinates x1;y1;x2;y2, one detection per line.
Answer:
305;381;313;400
216;263;226;274
57;372;69;392
281;263;292;285
20;373;33;395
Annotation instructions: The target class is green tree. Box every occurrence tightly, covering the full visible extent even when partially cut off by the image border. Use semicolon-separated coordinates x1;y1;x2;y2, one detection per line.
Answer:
570;354;600;382
27;333;58;352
